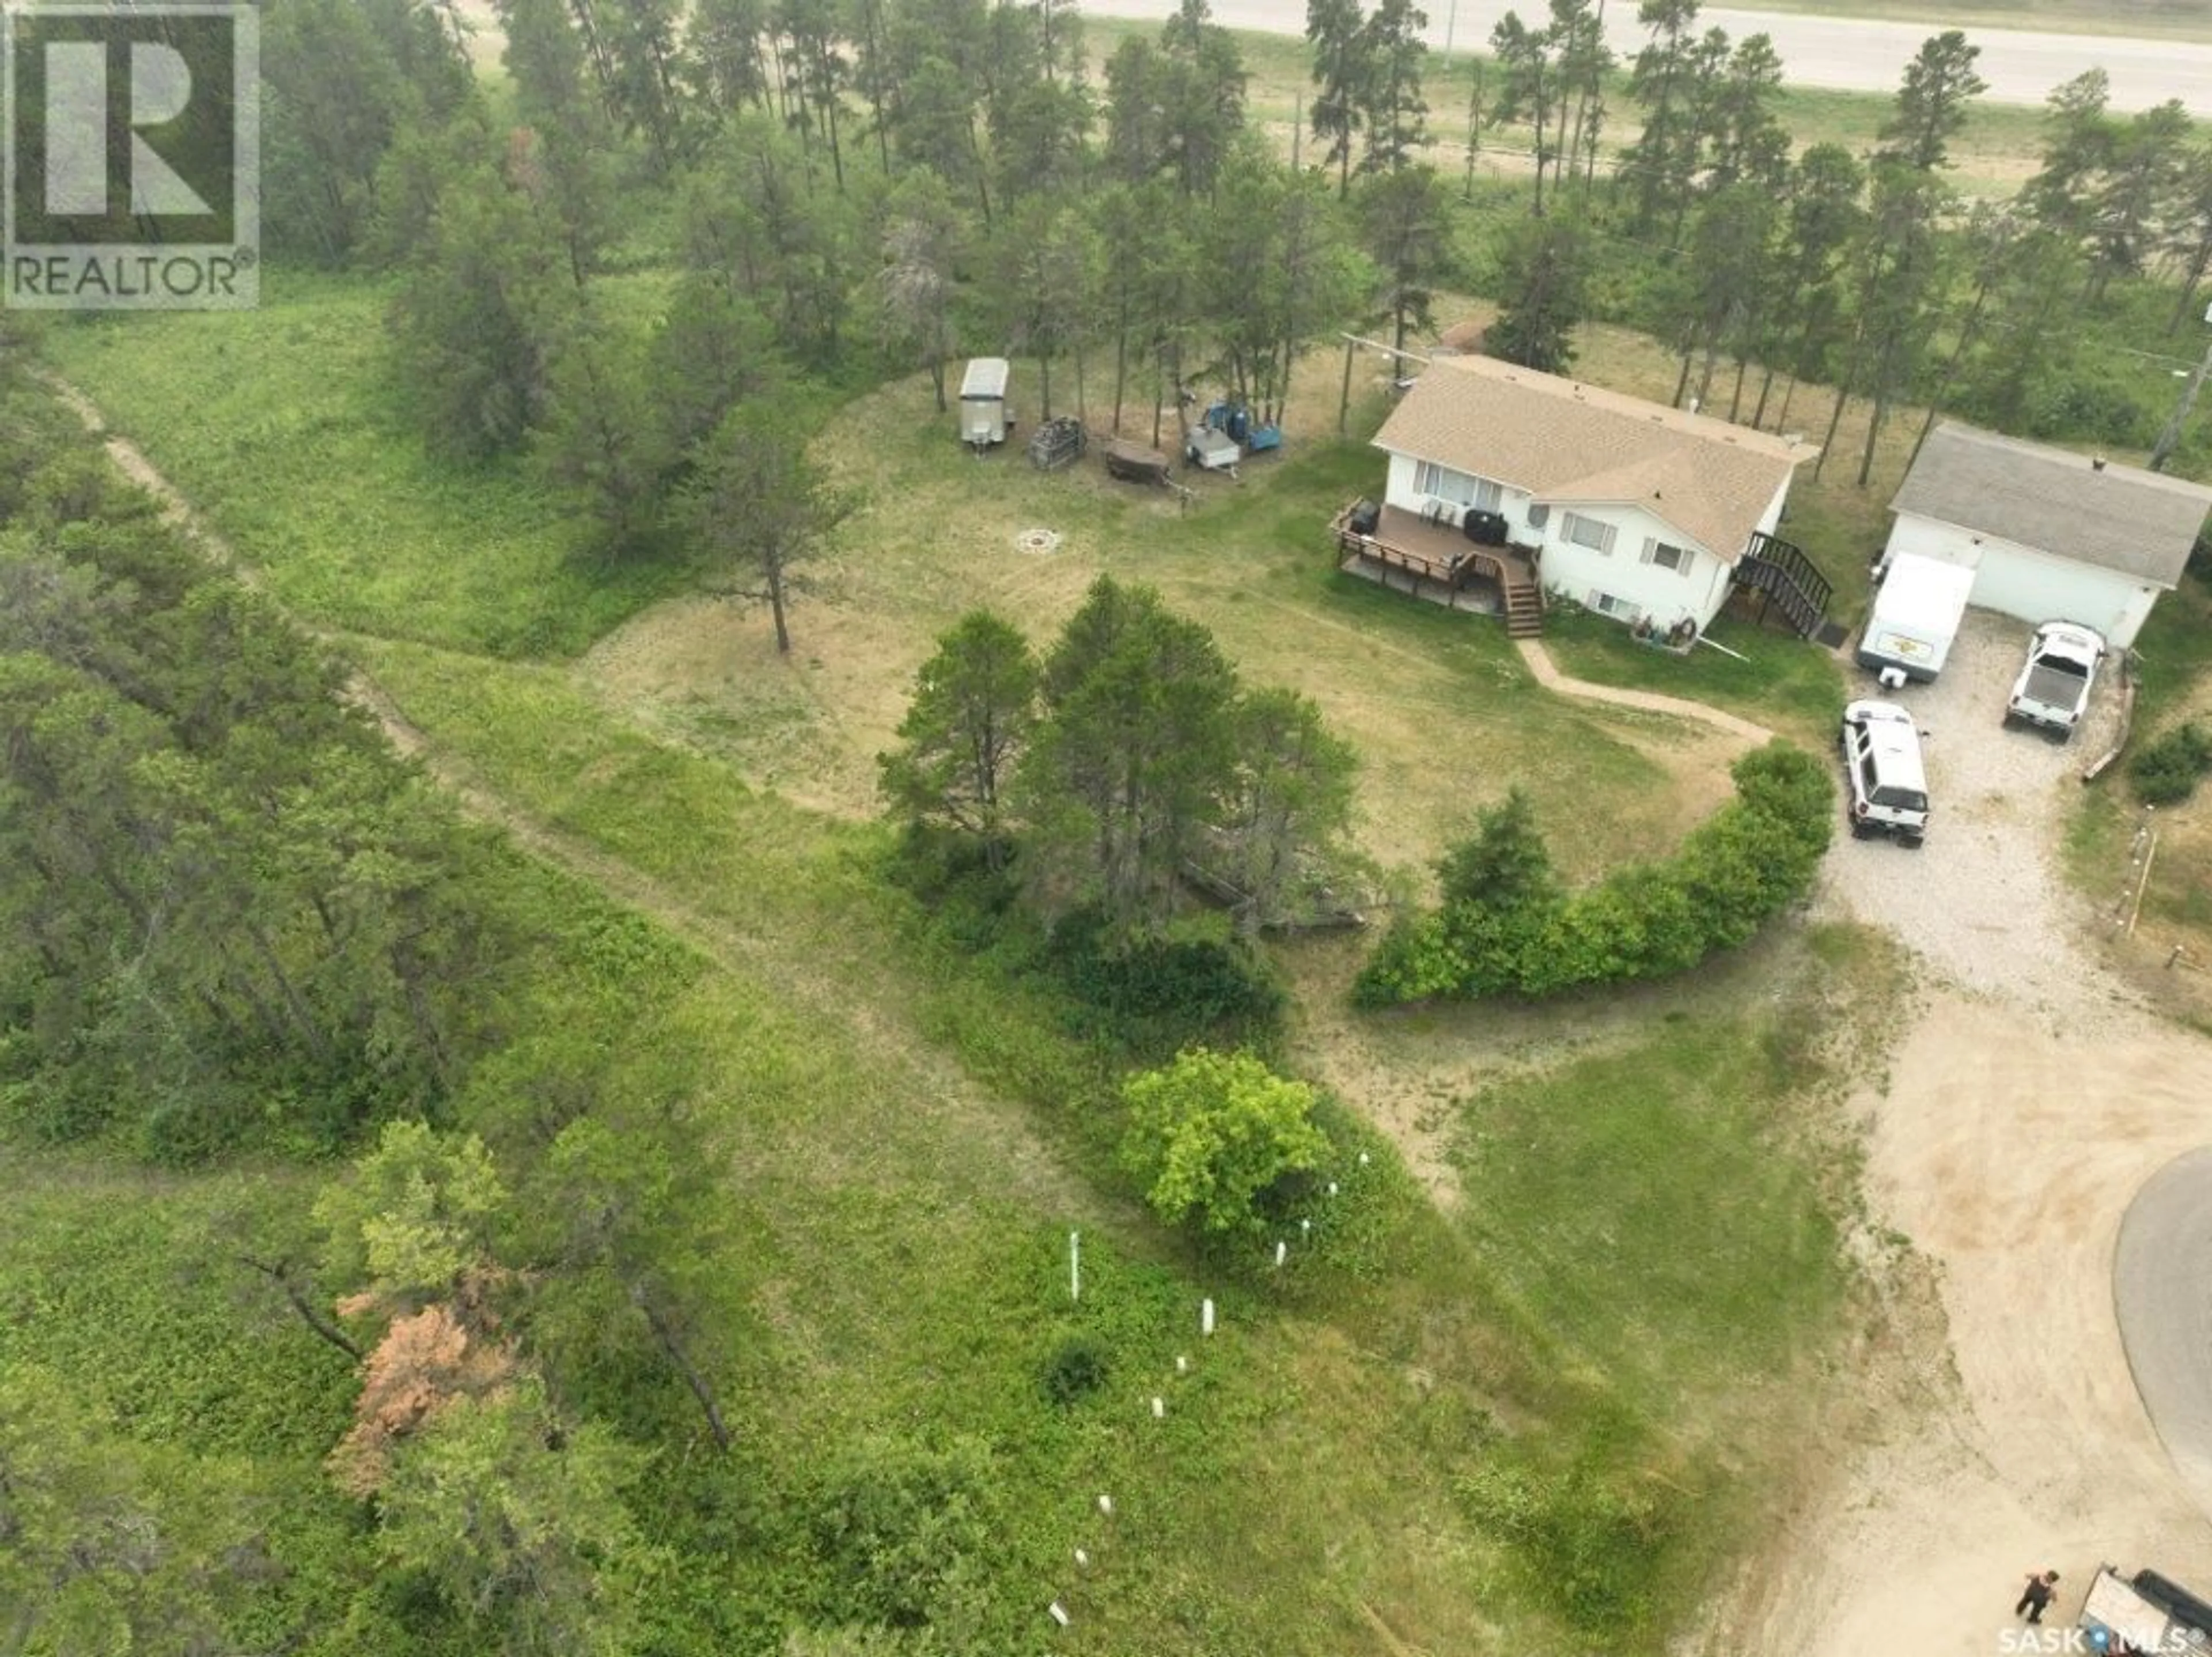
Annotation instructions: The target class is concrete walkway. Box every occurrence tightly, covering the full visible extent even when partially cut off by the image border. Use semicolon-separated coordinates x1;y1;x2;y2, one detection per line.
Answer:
1513;637;1777;746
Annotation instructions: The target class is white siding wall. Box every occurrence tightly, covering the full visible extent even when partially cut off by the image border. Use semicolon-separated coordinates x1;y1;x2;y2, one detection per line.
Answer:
1382;453;1535;532
1883;510;2164;648
1381;449;1733;630
1541;503;1722;631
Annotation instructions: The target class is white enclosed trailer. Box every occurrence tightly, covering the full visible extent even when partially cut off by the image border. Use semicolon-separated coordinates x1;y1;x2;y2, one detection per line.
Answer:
960;357;1012;449
1857;551;1978;682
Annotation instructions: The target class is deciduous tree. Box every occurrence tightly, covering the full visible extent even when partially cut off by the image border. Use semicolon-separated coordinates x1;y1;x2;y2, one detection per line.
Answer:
375;1382;643;1657
1120;1047;1329;1238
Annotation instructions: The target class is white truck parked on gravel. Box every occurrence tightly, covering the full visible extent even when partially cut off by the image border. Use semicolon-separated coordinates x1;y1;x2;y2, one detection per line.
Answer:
2004;621;2106;739
2074;1563;2212;1654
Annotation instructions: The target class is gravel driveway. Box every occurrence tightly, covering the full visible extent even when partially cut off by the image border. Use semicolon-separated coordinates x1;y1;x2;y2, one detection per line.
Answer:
1817;608;2138;1027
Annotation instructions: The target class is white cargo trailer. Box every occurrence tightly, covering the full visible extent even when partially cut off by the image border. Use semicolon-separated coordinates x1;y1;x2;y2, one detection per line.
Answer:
960;357;1012;449
1857;551;1978;682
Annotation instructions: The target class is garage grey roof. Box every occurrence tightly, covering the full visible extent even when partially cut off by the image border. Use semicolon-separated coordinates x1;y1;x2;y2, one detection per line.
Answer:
1372;354;1813;561
1892;423;2212;587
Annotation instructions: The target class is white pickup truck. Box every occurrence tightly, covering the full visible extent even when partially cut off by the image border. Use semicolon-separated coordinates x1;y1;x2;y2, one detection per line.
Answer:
2005;622;2106;739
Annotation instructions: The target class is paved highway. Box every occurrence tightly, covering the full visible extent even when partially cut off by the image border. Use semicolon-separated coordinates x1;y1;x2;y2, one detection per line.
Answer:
1080;0;2212;112
2116;1145;2212;1518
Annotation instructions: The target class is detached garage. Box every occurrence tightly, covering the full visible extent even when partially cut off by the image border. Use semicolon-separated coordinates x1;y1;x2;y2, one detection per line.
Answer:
1881;423;2212;649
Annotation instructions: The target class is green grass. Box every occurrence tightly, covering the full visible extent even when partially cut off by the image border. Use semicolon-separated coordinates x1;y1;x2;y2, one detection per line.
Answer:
1541;606;1850;748
0;1154;356;1459
39;273;686;658
0;1152;373;1649
1447;1016;1843;1409
1433;941;1869;1637
352;618;1897;1650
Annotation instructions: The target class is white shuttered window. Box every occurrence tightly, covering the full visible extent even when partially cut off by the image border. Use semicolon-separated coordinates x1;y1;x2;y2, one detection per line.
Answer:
1559;511;1616;554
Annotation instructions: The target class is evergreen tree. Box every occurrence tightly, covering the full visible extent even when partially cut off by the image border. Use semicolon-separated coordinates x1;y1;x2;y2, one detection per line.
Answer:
1020;577;1240;929
1359;161;1457;357
880;610;1041;863
1617;0;1703;236
1876;31;1986;173
1488;214;1592;374
2021;69;2112;249
1306;0;1371;198
681;406;850;654
2087;100;2192;302
1359;0;1429;176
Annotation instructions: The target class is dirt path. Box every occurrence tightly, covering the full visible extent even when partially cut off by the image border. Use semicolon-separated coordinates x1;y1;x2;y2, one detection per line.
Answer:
55;373;2212;1647
1513;637;1777;745
1711;619;2212;1650
48;376;1098;1220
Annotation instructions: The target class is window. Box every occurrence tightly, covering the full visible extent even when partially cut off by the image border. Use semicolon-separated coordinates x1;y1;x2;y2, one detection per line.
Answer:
1590;590;1631;616
1414;461;1503;512
1641;538;1692;573
1559;511;1616;554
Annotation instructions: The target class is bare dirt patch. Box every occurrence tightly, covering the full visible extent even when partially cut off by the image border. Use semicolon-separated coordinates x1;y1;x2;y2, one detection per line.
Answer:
1711;611;2212;1653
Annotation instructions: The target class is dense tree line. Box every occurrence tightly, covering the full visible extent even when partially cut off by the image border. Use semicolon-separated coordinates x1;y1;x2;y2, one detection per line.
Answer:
0;358;507;1161
256;0;2212;585
1443;2;2212;478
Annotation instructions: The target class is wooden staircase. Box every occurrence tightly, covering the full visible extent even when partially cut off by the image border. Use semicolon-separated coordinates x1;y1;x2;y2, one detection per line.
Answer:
1500;565;1544;637
1733;532;1831;640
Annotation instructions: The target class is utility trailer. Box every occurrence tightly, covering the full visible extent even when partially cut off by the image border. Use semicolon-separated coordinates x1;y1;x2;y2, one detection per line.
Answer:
1183;421;1240;475
1103;438;1175;487
959;357;1013;449
1857;551;1978;683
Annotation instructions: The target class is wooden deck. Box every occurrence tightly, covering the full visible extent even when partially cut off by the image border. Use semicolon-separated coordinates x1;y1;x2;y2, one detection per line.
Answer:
1331;502;1545;637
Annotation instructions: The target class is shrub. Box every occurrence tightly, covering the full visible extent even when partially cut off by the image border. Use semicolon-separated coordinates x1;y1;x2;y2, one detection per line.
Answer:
2130;721;2212;806
1120;1049;1327;1240
1047;909;1285;1046
1357;742;1833;1005
1037;1337;1111;1406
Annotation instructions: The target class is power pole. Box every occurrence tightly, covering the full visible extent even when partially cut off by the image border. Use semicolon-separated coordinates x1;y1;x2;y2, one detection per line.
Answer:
2150;314;2212;472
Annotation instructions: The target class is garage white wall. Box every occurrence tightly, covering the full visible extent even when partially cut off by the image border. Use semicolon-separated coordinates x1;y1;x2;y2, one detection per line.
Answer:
1883;510;2164;648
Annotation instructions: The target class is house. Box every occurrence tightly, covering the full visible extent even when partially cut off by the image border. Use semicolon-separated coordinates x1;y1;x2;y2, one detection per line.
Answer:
1883;422;2212;650
1335;354;1824;641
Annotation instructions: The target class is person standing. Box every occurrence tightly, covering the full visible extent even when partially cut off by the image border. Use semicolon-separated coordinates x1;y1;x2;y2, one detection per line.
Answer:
2016;1569;2062;1624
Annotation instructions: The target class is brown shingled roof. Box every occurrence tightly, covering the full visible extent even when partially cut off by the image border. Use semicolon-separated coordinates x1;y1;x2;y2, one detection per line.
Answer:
1372;354;1816;561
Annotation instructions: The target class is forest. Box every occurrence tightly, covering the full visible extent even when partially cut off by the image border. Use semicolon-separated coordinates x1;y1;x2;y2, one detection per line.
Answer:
7;0;2212;1650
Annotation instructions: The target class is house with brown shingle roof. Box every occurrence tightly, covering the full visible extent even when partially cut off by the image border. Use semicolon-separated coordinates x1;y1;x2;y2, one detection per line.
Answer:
1350;354;1821;640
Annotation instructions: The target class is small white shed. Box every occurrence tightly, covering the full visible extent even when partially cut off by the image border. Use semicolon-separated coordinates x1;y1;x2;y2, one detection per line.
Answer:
1883;423;2212;649
959;357;1012;448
